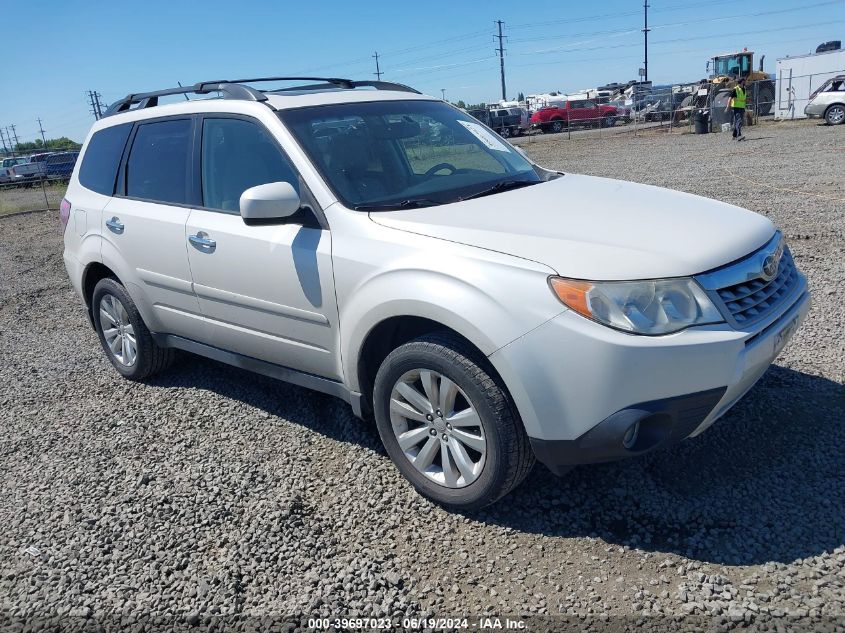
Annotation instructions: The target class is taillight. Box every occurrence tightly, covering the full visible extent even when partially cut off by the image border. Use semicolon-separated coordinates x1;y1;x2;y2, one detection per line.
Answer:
60;198;72;230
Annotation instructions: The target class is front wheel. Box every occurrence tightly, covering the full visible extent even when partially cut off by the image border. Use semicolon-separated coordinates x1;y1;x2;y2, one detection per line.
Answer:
550;120;564;133
825;104;845;125
92;277;174;380
499;126;512;138
373;333;534;511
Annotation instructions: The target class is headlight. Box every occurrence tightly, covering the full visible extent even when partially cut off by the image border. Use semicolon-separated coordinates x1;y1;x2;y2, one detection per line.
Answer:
549;276;724;335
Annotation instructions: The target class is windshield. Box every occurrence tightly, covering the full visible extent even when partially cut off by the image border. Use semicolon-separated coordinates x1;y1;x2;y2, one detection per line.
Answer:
713;54;750;78
279;100;540;210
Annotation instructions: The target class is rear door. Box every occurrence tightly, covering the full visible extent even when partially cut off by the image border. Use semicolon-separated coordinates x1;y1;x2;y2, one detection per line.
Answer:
184;115;339;379
69;122;133;267
103;116;205;338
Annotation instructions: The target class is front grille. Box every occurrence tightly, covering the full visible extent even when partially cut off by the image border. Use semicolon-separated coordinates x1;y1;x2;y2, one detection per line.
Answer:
715;248;799;325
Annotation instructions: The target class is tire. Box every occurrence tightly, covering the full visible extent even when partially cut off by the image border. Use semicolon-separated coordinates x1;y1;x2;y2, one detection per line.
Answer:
373;333;534;511
602;115;616;128
550;119;564;133
825;104;845;126
499;126;511;138
92;277;174;380
756;84;775;116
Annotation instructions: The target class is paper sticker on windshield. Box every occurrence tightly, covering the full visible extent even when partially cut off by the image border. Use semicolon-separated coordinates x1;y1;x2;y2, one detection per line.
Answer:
457;120;510;152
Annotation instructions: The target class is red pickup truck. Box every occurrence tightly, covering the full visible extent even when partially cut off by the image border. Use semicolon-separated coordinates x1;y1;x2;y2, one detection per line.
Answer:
530;99;619;133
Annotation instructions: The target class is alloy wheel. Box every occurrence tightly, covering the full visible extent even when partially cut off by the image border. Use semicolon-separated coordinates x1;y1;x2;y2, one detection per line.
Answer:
99;294;137;367
389;369;486;488
828;105;844;125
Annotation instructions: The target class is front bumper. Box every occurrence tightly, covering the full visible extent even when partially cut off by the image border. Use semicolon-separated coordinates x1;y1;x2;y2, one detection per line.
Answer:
489;284;811;472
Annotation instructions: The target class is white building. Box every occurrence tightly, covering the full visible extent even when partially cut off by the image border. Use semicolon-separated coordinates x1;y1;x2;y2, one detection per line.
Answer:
775;48;845;119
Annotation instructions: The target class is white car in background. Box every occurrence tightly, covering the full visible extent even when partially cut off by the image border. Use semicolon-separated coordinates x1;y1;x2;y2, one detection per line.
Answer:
805;75;845;125
61;76;810;510
0;157;28;183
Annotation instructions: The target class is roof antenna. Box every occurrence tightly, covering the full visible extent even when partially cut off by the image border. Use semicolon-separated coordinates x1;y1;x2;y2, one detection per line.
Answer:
178;82;191;100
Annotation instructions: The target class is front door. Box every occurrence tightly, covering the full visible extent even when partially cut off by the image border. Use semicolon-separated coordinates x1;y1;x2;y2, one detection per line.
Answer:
185;116;340;380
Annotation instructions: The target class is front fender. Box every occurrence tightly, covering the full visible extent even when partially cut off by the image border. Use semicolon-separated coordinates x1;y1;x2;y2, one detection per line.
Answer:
339;261;563;394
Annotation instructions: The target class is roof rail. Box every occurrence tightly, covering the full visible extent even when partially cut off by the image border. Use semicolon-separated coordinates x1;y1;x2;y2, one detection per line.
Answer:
104;82;267;117
103;76;422;118
219;76;422;94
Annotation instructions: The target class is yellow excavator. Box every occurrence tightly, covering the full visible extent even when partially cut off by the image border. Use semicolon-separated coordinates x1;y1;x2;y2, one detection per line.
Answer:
706;49;775;116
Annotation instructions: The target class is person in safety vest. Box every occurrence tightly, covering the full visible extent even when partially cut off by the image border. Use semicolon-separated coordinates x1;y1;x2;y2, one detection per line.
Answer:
725;77;747;141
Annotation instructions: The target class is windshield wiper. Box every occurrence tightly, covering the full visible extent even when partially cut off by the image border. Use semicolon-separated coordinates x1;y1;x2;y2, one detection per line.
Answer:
458;179;538;202
353;198;440;211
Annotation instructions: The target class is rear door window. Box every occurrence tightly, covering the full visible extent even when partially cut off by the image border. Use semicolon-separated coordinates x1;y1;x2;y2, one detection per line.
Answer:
126;119;192;205
78;123;132;195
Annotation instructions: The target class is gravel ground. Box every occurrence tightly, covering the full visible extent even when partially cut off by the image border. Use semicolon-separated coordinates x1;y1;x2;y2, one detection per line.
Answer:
1;119;843;631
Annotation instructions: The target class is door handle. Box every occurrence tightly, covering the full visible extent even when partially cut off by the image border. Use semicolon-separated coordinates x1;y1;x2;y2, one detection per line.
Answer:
189;231;216;251
105;216;124;234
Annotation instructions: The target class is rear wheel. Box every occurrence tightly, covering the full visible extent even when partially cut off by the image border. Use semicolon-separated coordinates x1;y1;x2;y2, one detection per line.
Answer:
602;115;616;128
825;104;845;125
92;277;174;380
373;333;534;511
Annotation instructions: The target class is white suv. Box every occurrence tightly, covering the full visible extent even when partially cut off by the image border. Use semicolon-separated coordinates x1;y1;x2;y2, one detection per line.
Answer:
62;77;810;510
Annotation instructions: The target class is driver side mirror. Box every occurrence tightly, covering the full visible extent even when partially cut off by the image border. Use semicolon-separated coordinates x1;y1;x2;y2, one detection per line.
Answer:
240;181;301;221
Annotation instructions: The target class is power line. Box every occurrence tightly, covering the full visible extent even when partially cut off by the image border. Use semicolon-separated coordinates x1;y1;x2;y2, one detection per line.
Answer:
512;0;842;51
373;51;383;80
508;0;766;31
513;15;843;58
495;20;507;101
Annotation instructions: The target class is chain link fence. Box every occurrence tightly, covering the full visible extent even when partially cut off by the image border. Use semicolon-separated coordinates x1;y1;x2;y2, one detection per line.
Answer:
0;147;77;215
506;70;843;143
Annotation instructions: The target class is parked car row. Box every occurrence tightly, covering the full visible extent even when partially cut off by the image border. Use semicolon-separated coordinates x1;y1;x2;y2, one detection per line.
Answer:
0;150;79;185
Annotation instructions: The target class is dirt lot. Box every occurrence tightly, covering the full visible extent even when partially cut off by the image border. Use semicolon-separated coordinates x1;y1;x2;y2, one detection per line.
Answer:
1;119;843;630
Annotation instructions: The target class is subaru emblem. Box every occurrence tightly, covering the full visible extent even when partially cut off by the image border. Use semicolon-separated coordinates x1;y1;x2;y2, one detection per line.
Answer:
761;242;783;282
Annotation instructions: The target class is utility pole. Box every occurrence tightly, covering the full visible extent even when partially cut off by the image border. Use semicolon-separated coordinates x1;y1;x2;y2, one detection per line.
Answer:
441;88;446;101
373;52;383;80
9;124;19;151
87;90;101;120
37;118;47;146
495;20;507;101
94;92;104;118
0;128;8;155
642;0;650;83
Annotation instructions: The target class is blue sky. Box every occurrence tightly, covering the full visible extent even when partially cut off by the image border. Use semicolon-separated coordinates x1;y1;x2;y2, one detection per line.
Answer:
2;0;843;145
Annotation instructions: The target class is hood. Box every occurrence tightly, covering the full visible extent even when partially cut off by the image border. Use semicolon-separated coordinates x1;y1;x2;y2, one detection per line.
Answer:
369;174;775;280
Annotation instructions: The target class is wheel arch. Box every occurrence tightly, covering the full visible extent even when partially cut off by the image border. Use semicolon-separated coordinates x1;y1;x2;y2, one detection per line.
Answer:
355;315;501;418
81;262;122;328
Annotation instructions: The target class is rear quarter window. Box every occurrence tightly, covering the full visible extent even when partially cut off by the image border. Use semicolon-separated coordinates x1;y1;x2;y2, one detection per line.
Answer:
79;124;132;195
